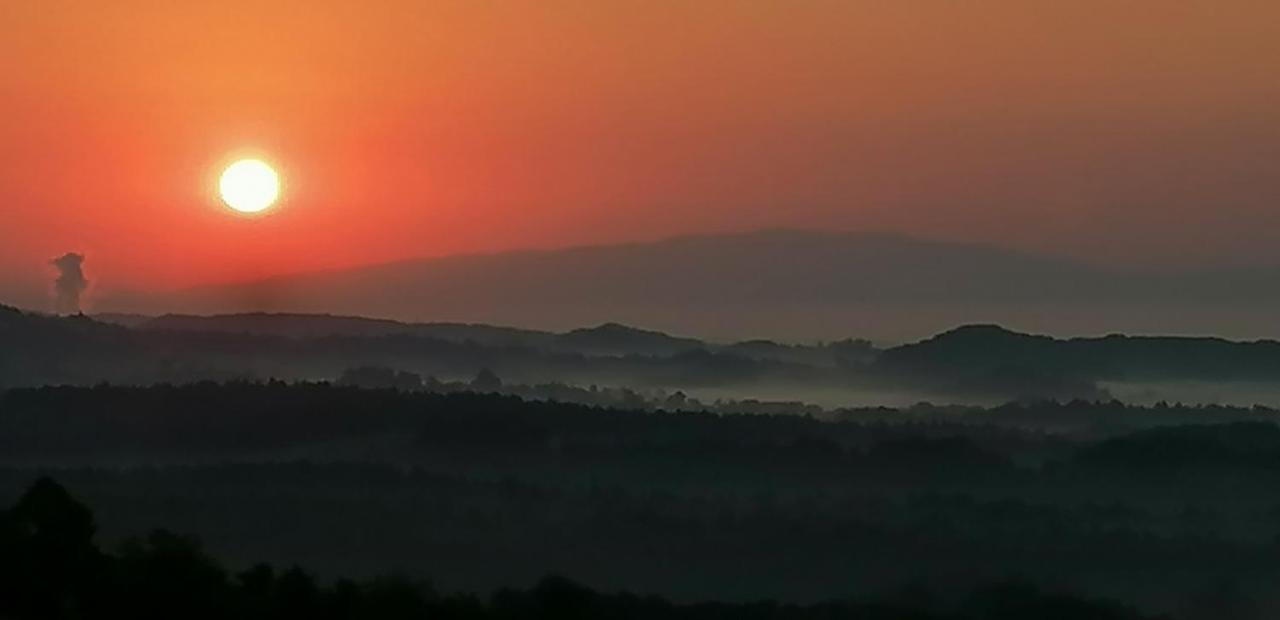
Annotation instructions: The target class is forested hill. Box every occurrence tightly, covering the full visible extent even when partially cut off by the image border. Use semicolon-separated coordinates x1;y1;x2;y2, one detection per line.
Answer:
883;324;1280;382
10;304;1280;403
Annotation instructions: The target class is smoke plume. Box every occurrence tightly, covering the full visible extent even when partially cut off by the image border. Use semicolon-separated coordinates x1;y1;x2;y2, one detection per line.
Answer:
51;253;88;315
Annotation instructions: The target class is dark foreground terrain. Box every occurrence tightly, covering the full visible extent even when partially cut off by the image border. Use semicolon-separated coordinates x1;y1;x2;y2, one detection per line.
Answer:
1;479;1159;620
2;384;1280;618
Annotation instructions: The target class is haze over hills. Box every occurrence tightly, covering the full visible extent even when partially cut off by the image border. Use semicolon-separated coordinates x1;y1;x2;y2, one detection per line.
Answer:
96;230;1280;342
5;304;1280;407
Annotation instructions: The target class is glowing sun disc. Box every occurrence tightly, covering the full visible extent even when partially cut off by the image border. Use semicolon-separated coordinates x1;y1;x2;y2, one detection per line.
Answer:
219;159;280;213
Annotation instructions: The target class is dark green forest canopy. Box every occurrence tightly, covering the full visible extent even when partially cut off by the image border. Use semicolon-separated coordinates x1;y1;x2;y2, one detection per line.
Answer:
0;385;1277;616
0;477;1164;620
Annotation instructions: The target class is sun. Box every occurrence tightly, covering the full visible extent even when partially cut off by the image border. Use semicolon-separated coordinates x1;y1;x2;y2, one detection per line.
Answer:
219;159;280;214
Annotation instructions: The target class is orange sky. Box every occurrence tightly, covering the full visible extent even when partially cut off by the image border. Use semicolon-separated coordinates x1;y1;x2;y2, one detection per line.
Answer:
1;1;1278;305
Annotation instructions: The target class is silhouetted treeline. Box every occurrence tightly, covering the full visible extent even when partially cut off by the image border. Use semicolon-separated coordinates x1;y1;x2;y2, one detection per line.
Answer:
337;365;826;415
2;382;1278;461
0;477;1164;620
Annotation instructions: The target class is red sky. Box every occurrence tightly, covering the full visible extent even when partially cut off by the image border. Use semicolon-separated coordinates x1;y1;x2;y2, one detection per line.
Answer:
1;1;1278;306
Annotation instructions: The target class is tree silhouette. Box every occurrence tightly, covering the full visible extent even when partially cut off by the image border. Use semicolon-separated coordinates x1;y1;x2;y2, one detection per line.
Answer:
0;477;101;618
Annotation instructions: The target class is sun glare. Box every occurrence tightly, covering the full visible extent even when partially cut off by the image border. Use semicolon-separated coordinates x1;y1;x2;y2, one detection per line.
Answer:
219;159;280;214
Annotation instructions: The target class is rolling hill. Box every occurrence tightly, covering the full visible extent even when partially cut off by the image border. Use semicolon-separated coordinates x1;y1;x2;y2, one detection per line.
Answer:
10;304;1280;405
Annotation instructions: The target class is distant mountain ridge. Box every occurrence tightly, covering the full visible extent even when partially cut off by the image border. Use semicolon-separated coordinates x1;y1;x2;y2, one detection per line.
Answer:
95;229;1280;341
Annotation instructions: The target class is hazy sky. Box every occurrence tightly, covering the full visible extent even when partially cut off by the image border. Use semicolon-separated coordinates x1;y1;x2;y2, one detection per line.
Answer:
1;1;1277;304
